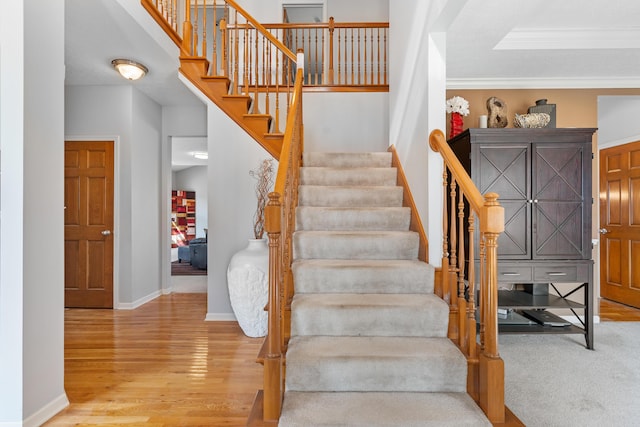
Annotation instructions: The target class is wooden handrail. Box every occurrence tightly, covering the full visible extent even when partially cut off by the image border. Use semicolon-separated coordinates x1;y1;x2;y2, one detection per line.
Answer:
429;129;505;424
225;0;296;62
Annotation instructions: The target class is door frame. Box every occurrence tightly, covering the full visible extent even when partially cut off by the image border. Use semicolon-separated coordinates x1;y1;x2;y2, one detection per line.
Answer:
65;136;120;308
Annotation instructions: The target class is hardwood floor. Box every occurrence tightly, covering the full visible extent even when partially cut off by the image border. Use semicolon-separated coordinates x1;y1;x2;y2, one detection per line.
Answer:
600;298;640;321
46;293;263;427
44;293;640;426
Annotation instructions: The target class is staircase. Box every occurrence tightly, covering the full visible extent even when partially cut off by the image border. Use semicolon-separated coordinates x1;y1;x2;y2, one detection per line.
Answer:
278;152;491;426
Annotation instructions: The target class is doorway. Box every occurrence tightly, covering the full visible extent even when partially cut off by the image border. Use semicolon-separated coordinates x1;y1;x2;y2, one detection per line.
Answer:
64;141;114;308
599;140;640;308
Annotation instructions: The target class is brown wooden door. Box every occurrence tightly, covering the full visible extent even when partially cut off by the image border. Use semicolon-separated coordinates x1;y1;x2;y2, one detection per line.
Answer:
64;141;114;308
599;140;640;308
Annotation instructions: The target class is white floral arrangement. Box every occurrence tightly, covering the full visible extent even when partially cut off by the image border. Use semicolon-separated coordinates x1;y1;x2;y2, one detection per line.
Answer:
446;96;470;116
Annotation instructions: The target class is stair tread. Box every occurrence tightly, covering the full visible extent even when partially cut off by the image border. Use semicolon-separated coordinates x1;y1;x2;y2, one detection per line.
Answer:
280;391;492;427
298;185;404;207
303;152;392;168
292;259;434;294
286;335;467;393
300;167;397;186
295;206;411;231
291;293;449;337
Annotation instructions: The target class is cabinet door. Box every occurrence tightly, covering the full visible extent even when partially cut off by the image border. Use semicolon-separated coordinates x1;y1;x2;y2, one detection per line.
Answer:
476;144;531;259
533;143;589;259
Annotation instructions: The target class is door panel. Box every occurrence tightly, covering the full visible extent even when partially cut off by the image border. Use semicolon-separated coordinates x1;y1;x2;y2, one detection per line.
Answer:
600;140;640;308
65;141;114;308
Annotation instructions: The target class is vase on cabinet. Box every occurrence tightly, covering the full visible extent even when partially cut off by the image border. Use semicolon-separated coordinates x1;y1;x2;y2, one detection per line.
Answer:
227;239;269;337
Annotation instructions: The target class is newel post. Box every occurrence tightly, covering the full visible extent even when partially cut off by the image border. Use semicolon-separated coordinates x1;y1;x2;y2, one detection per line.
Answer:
478;192;505;423
263;192;283;421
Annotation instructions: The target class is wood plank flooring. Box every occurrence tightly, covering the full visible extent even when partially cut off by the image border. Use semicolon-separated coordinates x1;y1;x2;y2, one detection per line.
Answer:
44;293;640;426
600;298;640;321
45;293;263;427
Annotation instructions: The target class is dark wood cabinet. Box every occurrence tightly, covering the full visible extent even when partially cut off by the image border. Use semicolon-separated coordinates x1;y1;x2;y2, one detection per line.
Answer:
449;128;596;348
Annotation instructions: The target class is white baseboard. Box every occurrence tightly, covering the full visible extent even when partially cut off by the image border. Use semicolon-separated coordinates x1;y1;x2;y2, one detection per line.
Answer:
205;312;237;321
560;314;600;324
116;290;161;310
21;392;69;427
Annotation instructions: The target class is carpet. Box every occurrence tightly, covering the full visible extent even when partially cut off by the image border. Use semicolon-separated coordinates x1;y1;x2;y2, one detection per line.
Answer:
501;321;640;426
171;260;206;276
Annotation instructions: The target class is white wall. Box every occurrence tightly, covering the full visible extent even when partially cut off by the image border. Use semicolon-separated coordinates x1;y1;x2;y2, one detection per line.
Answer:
0;0;68;424
173;166;208;239
597;96;640;148
205;102;277;319
304;92;388;153
65;85;165;308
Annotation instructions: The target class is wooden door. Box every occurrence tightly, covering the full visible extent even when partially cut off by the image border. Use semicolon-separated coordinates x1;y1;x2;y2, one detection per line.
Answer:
64;141;114;308
600;141;640;308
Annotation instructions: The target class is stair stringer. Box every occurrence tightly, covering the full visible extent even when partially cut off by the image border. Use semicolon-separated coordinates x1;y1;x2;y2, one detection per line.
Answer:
179;57;283;160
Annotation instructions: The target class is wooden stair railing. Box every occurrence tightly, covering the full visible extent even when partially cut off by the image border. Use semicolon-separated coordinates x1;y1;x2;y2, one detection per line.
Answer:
429;129;506;424
247;68;304;426
142;0;299;160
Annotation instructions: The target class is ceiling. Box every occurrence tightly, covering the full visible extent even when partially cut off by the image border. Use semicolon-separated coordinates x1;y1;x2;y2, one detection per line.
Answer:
64;0;640;168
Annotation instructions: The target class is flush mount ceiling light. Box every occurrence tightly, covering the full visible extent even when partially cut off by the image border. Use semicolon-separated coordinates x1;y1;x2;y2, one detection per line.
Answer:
111;59;148;81
192;152;208;160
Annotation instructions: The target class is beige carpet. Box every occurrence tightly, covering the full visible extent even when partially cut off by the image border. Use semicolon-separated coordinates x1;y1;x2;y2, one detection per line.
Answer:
501;321;640;426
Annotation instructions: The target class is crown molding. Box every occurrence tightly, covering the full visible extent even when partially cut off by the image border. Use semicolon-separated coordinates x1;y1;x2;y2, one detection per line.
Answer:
447;77;640;90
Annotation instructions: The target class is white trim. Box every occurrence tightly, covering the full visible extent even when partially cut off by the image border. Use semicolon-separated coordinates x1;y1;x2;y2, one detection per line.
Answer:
22;393;69;427
560;315;600;325
447;77;640;90
598;133;640;150
205;313;237;321
64;136;120;309
117;290;161;310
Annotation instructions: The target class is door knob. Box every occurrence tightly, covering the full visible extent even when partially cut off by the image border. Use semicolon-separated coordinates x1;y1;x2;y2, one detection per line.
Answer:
101;230;111;236
599;228;609;235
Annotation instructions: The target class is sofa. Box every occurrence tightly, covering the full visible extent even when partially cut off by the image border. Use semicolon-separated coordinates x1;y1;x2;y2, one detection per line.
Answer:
189;238;207;270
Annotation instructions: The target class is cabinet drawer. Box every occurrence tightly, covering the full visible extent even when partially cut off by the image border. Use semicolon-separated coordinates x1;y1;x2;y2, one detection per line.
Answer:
497;266;533;283
533;266;580;282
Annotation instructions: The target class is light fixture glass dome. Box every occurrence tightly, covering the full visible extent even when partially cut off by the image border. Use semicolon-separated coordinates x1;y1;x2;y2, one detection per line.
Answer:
111;59;148;81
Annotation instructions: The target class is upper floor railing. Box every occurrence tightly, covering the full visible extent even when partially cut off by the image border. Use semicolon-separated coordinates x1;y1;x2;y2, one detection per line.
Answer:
142;0;388;92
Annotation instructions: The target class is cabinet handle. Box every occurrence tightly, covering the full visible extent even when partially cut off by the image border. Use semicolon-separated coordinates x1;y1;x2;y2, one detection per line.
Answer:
547;272;567;276
502;272;521;276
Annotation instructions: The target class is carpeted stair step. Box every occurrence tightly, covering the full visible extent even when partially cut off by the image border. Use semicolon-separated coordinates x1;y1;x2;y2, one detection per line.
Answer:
303;152;391;168
279;391;492;427
293;230;419;260
285;335;468;392
292;259;435;294
300;166;397;186
295;206;411;231
298;185;403;207
290;293;449;337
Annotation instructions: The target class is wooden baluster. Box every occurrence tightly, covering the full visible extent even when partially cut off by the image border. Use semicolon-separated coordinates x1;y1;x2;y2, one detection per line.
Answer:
337;28;342;84
265;39;271;119
211;1;217;75
448;178;459;341
182;0;193;55
362;28;366;84
253;28;259;113
438;168;448;301
220;18;227;77
233;10;239;94
314;28;319;85
193;0;198;56
376;28;380;85
458;188;467;352
479;233;486;351
263;192;283;421
467;211;479;400
350;28;354;84
244;19;249;94
328;17;334;84
202;0;207;65
306;28;311;84
275;44;280;133
383;28;387;85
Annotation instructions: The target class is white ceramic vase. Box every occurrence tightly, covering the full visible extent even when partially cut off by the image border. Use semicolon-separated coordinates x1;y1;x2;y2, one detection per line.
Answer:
227;239;269;337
